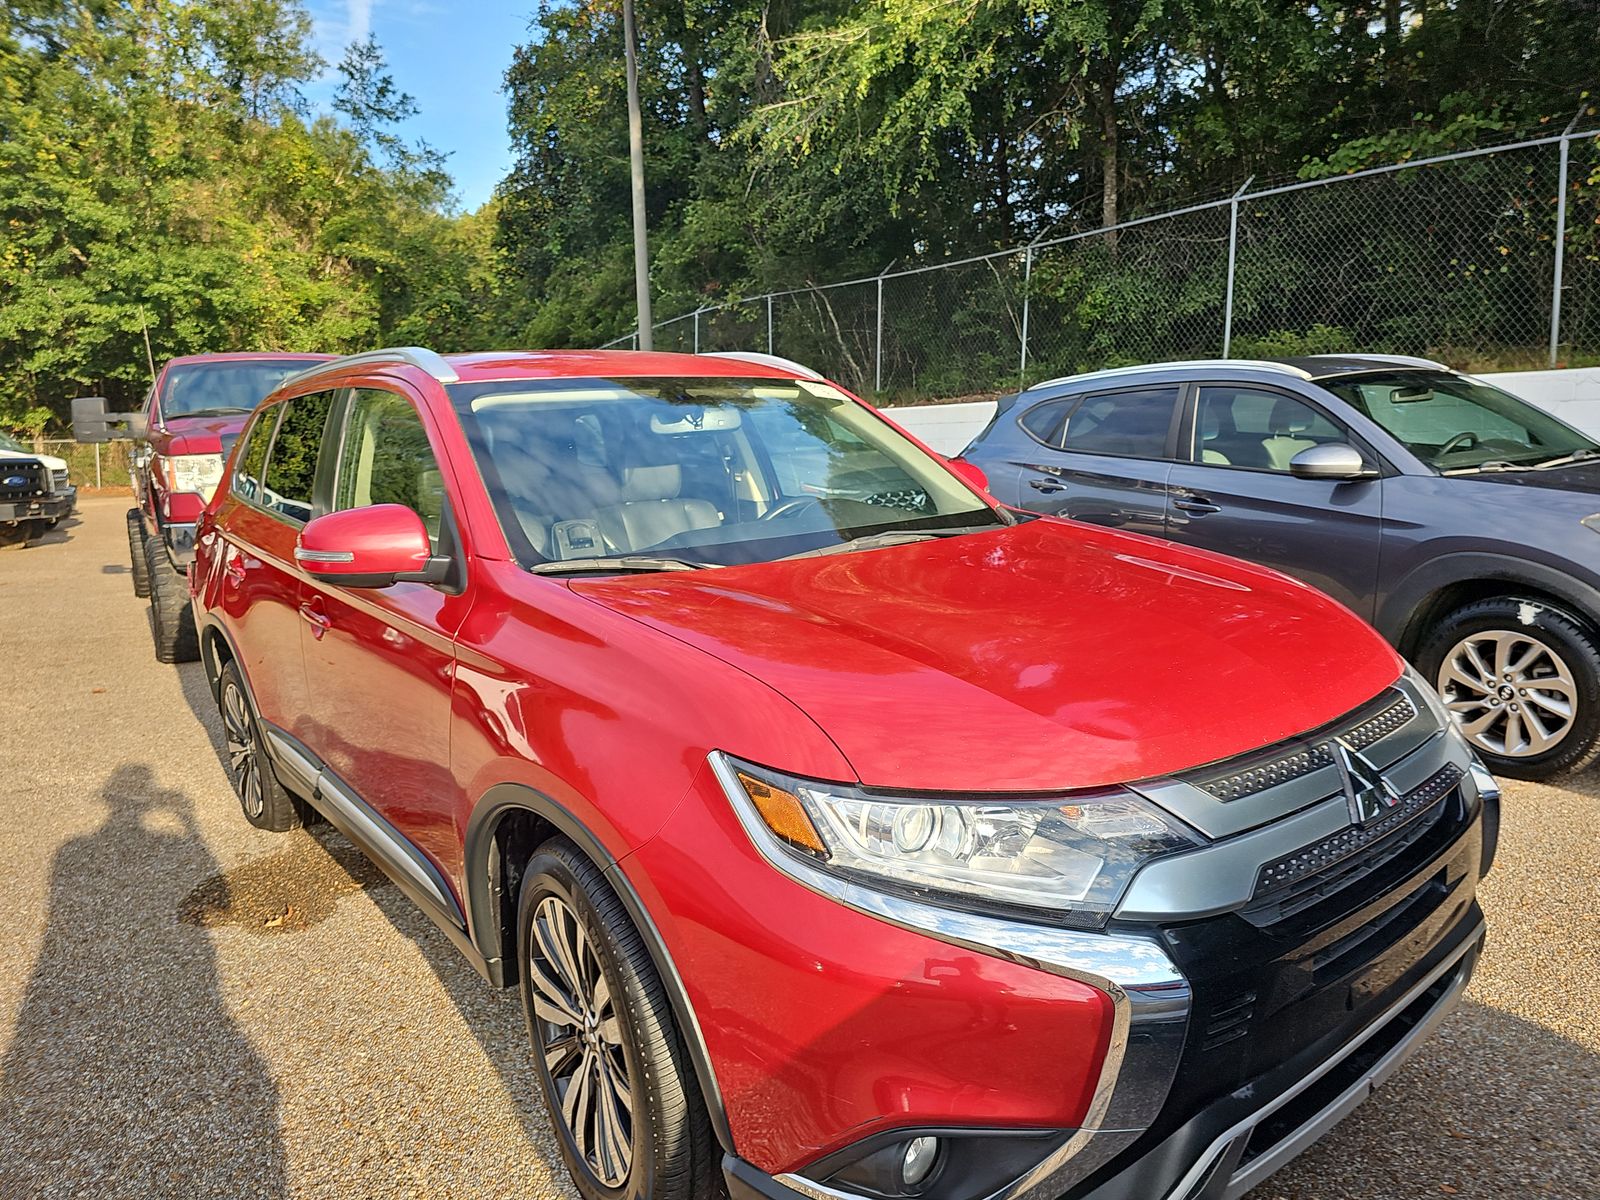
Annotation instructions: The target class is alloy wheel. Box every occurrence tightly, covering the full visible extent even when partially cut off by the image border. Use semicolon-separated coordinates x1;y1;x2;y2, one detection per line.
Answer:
221;681;265;818
1437;629;1578;758
529;894;634;1188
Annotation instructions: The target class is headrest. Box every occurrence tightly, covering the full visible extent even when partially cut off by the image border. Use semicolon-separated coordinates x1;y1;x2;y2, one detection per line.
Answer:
621;464;682;501
1269;398;1313;435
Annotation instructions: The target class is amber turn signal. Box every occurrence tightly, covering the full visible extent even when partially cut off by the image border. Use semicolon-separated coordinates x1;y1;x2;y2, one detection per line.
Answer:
736;770;827;856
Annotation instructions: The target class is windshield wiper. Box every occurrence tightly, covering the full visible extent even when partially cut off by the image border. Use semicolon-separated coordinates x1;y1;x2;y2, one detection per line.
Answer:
1442;460;1530;475
777;525;993;561
1532;448;1600;470
530;555;711;575
172;406;253;418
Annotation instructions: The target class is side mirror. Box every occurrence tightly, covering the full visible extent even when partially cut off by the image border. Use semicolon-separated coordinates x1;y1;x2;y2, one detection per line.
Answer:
1289;443;1377;481
947;456;990;493
71;396;147;443
295;504;449;588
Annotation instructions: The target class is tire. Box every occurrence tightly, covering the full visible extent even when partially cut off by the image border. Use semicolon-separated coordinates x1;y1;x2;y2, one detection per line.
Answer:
0;523;30;550
1418;595;1600;780
517;840;718;1200
217;660;305;832
144;533;200;663
127;508;151;597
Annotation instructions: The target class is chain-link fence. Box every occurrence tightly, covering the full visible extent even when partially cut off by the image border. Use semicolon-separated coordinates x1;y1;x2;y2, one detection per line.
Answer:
606;127;1600;399
35;440;135;489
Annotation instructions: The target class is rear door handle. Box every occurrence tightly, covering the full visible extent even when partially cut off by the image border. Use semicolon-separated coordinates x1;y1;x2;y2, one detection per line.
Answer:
1027;477;1066;494
1172;495;1221;515
298;601;332;638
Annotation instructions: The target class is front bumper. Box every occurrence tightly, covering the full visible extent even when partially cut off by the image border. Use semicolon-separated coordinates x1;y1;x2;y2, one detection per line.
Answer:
1;492;72;524
723;918;1483;1200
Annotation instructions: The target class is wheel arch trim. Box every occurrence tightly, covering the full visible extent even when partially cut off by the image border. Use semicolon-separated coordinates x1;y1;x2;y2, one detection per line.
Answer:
463;784;736;1155
1379;552;1600;653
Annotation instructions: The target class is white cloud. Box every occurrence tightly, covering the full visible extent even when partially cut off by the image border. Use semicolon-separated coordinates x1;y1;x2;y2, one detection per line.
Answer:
345;0;374;44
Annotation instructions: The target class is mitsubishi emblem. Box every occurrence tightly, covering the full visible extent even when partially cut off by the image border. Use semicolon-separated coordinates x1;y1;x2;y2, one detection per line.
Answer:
1331;738;1401;825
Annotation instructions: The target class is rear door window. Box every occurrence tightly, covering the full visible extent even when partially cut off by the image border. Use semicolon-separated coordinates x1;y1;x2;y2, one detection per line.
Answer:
260;392;334;524
232;408;279;504
1060;386;1180;459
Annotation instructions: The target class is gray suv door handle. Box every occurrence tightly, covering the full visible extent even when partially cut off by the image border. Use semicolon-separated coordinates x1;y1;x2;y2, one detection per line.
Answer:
1027;477;1066;494
1172;495;1221;515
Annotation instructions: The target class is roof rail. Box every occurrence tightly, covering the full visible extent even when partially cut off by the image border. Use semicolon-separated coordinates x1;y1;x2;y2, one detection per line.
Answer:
280;346;459;391
1025;358;1313;393
704;350;824;381
1308;353;1451;371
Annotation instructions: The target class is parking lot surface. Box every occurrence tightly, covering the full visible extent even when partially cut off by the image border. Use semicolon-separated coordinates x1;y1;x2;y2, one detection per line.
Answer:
1;497;1596;1199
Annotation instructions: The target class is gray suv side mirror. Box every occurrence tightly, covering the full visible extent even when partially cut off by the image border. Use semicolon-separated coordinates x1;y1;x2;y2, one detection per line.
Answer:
1289;443;1376;481
72;396;147;444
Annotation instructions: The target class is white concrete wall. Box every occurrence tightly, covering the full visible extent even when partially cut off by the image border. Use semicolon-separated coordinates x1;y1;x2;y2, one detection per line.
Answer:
882;367;1600;455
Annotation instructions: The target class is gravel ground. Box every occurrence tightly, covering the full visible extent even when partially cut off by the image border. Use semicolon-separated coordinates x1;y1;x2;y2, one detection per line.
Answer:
1;496;1595;1199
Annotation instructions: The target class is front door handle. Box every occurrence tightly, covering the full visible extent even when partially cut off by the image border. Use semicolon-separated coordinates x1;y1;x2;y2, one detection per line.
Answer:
298;601;332;639
1172;495;1221;515
1027;477;1066;494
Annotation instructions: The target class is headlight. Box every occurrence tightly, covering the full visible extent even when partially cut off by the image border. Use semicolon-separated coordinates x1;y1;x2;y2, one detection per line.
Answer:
158;453;225;501
714;755;1201;929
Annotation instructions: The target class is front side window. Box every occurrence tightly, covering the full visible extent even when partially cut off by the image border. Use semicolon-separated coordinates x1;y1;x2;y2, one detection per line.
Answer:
260;392;334;523
334;390;447;547
1321;371;1596;472
450;375;1001;567
1193;386;1348;472
231;407;279;504
159;360;314;420
1059;387;1178;459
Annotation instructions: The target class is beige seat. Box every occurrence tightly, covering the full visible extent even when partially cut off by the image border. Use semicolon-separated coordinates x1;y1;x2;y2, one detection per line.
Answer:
596;465;720;552
1261;398;1318;471
1199;408;1230;465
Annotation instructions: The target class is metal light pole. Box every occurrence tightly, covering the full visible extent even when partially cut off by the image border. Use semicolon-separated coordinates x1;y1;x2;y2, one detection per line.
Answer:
622;0;653;350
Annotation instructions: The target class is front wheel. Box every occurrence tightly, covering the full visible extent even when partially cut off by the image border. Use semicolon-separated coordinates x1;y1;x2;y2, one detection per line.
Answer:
1419;596;1600;779
143;534;199;663
217;660;305;831
517;841;717;1200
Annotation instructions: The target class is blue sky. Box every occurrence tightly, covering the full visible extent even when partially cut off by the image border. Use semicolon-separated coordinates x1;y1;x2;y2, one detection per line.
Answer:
304;1;534;212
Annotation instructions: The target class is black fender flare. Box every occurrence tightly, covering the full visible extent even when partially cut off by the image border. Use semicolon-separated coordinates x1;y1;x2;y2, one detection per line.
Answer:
1377;551;1600;651
463;784;735;1155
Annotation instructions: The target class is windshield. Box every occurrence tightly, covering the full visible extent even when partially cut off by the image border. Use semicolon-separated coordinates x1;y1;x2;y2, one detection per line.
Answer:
0;431;25;453
450;375;1000;568
159;360;312;419
1321;370;1595;472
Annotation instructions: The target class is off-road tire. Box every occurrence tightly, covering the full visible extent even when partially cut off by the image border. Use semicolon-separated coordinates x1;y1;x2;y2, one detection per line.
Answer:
1417;595;1600;780
144;534;200;663
0;522;36;550
127;508;151;596
518;840;719;1200
217;660;305;832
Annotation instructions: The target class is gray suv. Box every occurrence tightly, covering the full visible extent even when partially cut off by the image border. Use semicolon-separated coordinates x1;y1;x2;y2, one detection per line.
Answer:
961;355;1600;780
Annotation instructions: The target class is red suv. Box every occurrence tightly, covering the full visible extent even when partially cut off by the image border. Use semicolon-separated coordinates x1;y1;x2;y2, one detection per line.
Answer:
190;347;1499;1200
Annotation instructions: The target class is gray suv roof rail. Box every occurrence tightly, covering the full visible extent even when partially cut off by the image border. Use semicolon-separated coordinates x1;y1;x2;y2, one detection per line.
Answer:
1025;358;1313;393
1305;353;1451;371
280;346;460;391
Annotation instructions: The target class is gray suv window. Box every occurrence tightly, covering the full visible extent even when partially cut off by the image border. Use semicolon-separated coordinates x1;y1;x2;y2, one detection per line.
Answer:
1195;386;1348;472
1023;386;1179;458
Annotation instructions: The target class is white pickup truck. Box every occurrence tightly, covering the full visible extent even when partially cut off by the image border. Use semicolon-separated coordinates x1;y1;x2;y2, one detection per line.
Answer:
0;432;76;548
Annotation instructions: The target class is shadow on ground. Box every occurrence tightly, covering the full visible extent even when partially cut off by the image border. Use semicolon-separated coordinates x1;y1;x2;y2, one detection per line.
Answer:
0;765;289;1198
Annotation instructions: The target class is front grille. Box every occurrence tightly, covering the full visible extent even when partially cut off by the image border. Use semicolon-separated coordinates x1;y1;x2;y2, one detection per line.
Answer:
1247;763;1465;925
50;467;69;490
1191;691;1418;802
0;460;48;500
1198;989;1258;1051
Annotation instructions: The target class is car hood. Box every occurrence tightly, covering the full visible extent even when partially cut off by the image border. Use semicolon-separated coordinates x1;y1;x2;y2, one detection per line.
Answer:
150;413;250;457
0;448;66;472
573;519;1403;792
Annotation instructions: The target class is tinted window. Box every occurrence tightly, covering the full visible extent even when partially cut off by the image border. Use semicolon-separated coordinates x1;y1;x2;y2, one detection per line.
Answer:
1019;399;1072;446
231;408;279;503
334;390;446;547
1060;387;1178;458
160;360;315;418
260;393;333;523
1194;387;1347;472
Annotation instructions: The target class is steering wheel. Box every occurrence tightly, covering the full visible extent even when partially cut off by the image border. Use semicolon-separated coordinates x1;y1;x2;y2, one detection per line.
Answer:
1439;431;1479;456
760;496;822;521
